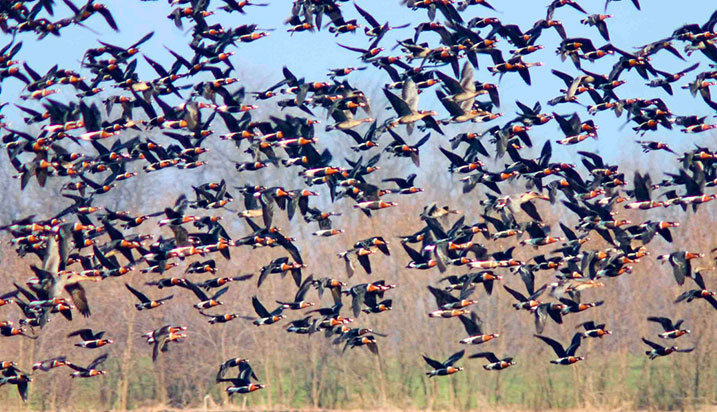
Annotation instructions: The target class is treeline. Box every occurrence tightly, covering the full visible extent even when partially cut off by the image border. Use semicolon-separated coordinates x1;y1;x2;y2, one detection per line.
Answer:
0;159;715;411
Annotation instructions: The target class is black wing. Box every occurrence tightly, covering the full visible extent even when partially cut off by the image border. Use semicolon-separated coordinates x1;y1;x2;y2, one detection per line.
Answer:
642;337;664;350
295;274;314;302
647;316;675;332
469;351;499;363
87;353;109;370
444;349;465;367
534;334;566;357
180;280;209;301
252;296;270;318
125;283;151;303
427;285;457;307
459;312;483;336
565;332;582;356
422;354;445;370
503;284;528;302
68;328;95;341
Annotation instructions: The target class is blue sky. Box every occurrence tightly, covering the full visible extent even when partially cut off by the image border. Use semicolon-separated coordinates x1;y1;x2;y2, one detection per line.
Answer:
1;0;715;170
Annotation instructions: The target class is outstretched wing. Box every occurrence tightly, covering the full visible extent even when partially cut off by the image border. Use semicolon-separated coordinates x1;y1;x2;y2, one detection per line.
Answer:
295;274;314;302
469;351;499;363
68;328;94;341
252;296;270;318
647;316;674;331
642;337;664;350
459;313;483;336
503;285;527;302
67;363;88;372
422;354;445;370
211;286;230;301
125;283;150;303
88;353;109;370
384;88;412;116
565;333;582;356
534;335;566;357
427;285;456;308
180;281;209;301
444;349;465;367
66;283;91;317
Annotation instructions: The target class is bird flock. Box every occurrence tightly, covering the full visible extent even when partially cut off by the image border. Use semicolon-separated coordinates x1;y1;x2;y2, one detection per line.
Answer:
0;0;716;406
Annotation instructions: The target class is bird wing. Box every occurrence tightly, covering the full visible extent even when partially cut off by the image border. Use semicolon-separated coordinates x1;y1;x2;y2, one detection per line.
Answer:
427;285;457;307
167;224;189;248
152;338;165;363
402;80;419;113
260;194;275;228
503;285;528;302
559;222;577;241
181;280;209;301
434;70;463;95
290;267;303;288
565;333;583;356
350;251;369;275
67;363;88;372
351;287;366;318
647;316;674;331
422;354;445;370
402;242;426;263
535;334;566;357
252;296;270;318
520;200;543;222
342;252;356;278
459;61;475;92
125;283;150;303
440;147;467;167
65;283;91;317
216;361;230;382
258;265;272;288
239;361;258;382
577;321;596;331
367;340;380;356
295;274;314;302
691;270;706;289
642;337;664;350
88;353;109;370
17;378;29;401
42;231;62;273
68;328;94;341
278;235;303;264
383;88;412;116
459;313;483;336
444;349;465;367
211;286;230;300
469;352;499;363
354;3;380;28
